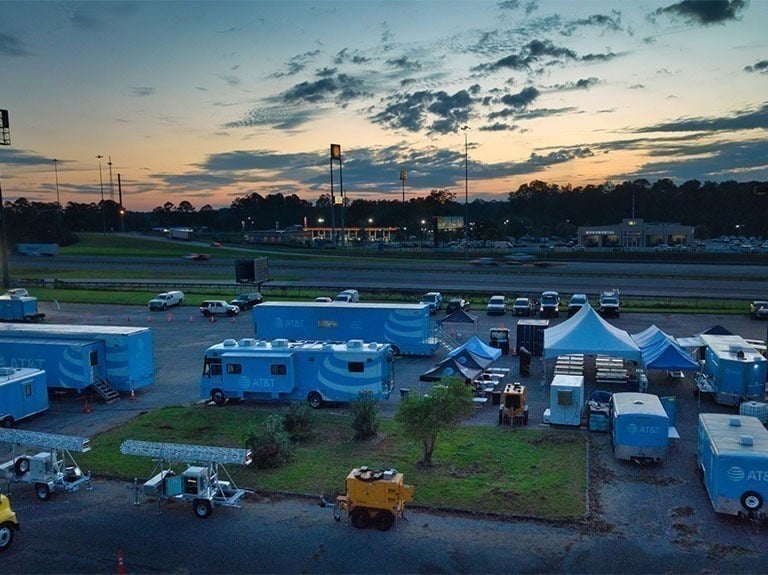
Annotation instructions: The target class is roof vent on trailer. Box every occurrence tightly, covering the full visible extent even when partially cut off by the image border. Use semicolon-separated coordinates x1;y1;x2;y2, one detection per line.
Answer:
367;342;379;349
347;339;363;349
633;400;645;405
256;340;269;348
740;435;755;447
222;339;237;347
238;338;256;347
729;417;742;427
272;339;290;348
0;367;15;376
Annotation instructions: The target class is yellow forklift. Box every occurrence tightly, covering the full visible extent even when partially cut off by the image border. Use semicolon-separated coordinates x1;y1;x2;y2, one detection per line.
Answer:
333;467;414;531
499;382;529;426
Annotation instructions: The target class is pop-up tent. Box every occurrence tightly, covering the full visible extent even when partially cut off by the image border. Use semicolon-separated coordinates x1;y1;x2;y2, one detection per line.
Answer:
544;304;641;361
419;348;493;382
447;335;502;362
631;325;699;371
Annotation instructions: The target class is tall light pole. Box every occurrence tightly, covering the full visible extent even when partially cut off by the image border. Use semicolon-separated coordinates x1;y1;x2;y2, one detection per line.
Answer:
0;109;11;289
461;125;471;257
96;155;106;234
52;158;60;206
108;155;114;201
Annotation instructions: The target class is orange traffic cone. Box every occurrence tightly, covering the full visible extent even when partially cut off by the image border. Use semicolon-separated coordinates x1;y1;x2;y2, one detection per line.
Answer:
129;389;136;401
117;550;127;575
83;400;91;414
166;313;172;322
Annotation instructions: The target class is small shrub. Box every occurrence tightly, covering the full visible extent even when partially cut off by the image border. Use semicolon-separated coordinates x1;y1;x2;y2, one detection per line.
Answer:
245;414;294;469
281;403;315;442
350;391;379;440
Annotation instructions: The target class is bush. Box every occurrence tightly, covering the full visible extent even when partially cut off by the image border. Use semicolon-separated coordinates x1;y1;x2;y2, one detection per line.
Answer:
245;414;294;469
281;403;315;442
350;391;379;440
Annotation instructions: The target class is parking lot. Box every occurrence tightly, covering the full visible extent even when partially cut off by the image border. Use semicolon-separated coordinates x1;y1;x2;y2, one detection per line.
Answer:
5;300;768;572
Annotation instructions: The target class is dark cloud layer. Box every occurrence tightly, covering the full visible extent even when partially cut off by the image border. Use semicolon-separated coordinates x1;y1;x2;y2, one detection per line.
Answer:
655;0;747;25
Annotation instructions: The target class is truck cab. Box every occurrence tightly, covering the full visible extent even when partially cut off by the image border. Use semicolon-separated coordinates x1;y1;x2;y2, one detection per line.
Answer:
599;289;620;317
420;292;443;314
148;291;184;311
538;291;560;318
0;493;19;551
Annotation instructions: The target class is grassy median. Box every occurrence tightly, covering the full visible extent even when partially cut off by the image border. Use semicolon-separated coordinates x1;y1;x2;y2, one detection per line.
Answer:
77;404;587;520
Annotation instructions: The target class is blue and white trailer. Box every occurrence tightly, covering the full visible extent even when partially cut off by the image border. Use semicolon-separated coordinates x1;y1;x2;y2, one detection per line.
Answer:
0;336;107;392
0;291;45;322
0;324;154;392
253;301;438;356
697;413;768;519
201;338;394;408
697;334;766;406
610;392;670;463
0;367;49;427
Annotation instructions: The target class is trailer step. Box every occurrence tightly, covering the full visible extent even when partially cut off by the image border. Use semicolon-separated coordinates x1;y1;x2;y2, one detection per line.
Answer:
91;378;120;403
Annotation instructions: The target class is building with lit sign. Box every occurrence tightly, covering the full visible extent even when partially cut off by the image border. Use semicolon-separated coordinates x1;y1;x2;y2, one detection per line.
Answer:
577;219;693;248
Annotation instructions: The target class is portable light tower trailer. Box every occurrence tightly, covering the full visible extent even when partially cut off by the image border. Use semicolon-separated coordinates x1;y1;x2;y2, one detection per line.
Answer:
120;440;252;519
499;383;529;426
333;467;414;531
0;428;91;501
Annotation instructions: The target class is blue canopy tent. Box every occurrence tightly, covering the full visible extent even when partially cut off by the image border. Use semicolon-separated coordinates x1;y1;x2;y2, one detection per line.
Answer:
447;335;502;362
419;349;493;382
631;325;699;371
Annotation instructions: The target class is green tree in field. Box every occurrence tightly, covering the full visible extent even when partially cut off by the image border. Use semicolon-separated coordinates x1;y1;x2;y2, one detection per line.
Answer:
395;378;474;467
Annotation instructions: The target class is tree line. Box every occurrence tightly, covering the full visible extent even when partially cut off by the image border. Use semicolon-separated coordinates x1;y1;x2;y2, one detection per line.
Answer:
4;178;768;246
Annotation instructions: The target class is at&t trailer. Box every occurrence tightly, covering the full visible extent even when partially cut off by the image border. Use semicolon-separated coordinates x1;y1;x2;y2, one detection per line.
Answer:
697;413;768;519
0;367;49;427
610;392;670;463
0;324;154;393
0;290;45;322
253;301;437;356
201;338;394;408
695;334;766;406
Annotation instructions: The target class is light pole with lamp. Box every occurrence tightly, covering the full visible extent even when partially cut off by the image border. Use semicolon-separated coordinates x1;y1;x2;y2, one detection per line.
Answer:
0;109;12;289
461;125;470;258
52;158;60;206
96;155;106;234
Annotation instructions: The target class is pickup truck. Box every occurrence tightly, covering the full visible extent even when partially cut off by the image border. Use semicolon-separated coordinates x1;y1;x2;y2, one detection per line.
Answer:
420;292;443;314
199;300;240;317
148;291;184;311
599;289;621;317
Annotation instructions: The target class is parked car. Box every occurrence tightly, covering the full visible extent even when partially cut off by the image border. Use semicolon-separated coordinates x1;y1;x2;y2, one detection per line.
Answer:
334;289;359;303
567;293;589;317
446;298;470;314
486;295;507;315
229;292;263;311
0;493;20;552
148;290;184;311
470;257;498;266
538;291;560;318
420;291;443;314
599;289;621;318
512;297;533;316
314;296;333;303
750;300;768;320
199;300;240;317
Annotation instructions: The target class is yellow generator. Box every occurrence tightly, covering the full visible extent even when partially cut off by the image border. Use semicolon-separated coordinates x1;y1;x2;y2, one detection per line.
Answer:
499;382;529;426
334;467;414;531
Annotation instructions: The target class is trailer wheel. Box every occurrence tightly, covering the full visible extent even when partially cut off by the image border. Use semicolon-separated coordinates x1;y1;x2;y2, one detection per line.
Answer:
374;510;395;531
0;522;15;552
193;499;212;518
741;491;763;512
307;392;323;409
350;508;370;529
390;345;401;357
35;483;51;501
14;457;29;475
1;416;13;429
211;389;226;406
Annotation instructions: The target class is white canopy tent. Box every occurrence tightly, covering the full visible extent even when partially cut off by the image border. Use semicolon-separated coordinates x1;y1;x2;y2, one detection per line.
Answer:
543;304;642;362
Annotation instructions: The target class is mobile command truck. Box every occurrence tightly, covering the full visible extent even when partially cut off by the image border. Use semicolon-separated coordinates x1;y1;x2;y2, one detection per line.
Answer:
0;367;49;427
201;338;394;408
0;290;45;322
610;392;670;463
0;324;154;393
698;413;768;519
695;334;767;406
253;301;438;356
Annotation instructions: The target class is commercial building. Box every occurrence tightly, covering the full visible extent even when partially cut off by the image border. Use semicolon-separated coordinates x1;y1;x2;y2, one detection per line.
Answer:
577;218;694;249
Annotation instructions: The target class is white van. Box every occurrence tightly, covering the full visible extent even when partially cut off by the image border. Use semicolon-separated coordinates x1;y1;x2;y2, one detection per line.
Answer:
334;289;359;303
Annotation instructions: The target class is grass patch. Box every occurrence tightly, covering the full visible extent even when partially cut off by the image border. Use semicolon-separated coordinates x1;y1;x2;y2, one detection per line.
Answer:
78;404;586;519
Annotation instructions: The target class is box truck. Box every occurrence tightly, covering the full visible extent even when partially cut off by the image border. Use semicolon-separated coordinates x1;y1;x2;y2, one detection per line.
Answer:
253;301;438;356
201;338;394;408
0;367;49;427
697;413;768;519
0;324;154;393
0;290;45;322
610;392;670;463
696;334;767;406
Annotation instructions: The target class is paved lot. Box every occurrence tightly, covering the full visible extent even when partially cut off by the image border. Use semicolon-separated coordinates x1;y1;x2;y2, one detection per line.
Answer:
4;302;768;573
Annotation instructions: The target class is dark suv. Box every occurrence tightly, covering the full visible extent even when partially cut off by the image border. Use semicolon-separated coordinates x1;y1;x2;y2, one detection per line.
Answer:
539;291;560;318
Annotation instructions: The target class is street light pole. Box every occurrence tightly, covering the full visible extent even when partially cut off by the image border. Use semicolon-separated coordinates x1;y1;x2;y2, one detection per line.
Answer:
52;158;60;206
461;125;470;258
96;155;106;234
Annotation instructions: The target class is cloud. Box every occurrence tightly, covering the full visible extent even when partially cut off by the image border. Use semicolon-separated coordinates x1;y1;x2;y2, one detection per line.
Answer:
654;0;747;25
635;103;768;134
385;56;422;72
281;72;369;106
222;105;319;130
501;86;540;108
372;89;473;134
129;87;155;97
471;39;578;74
272;50;321;78
0;32;29;56
744;60;768;74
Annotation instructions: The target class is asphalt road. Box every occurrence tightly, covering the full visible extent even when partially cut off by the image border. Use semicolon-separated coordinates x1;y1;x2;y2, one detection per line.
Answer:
3;303;768;573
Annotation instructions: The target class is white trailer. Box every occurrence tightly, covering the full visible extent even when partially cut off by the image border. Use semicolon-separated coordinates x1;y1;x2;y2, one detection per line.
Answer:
120;440;252;518
0;429;91;501
548;374;584;426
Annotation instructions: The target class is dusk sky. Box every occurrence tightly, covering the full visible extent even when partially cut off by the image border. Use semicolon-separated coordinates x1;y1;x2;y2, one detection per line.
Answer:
1;0;766;212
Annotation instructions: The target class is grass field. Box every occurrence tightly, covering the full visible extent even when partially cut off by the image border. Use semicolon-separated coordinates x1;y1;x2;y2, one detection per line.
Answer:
77;404;588;520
